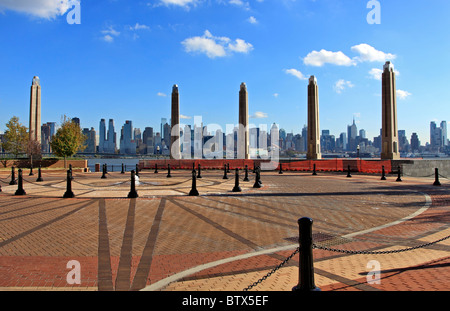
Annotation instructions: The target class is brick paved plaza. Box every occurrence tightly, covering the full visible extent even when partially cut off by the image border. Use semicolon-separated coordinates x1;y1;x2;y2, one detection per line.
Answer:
0;167;449;292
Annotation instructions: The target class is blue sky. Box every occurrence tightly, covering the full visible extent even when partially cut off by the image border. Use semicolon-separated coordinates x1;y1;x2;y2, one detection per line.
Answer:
0;0;449;144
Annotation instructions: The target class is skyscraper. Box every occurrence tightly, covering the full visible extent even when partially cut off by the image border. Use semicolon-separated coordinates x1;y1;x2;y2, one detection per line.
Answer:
82;128;96;153
107;119;116;153
410;133;420;152
99;119;106;153
238;82;249;159
170;85;180;159
441;121;448;146
381;61;400;160
306;76;321;160
347;118;357;151
29;76;41;144
120;121;136;155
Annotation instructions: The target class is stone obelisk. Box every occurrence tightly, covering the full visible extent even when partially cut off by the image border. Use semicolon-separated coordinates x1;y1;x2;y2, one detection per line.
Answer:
381;61;400;160
238;83;249;159
170;84;181;160
306;76;321;160
29;76;41;144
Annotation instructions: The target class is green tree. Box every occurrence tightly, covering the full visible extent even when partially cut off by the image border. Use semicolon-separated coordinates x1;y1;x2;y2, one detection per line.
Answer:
51;116;87;168
3;116;28;158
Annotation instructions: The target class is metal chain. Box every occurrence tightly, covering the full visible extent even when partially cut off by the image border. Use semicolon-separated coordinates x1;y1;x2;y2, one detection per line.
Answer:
438;174;449;180
243;247;299;291
0;173;13;182
242;234;450;291
313;234;450;255
402;172;435;178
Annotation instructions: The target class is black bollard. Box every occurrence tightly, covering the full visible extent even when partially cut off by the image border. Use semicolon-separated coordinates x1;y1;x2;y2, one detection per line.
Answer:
69;164;73;180
127;170;139;198
279;163;283;174
135;164;139;177
29;165;34;176
189;170;199;196
223;164;228;179
36;165;43;182
227;163;230;173
9;166;17;185
257;166;263;186
154;164;158;174
252;162;256;174
63;170;75;198
346;165;352;178
396;166;402;182
381;165;386;180
121;163;125;174
292;217;320;292
101;164;107;179
167;164;172;178
197;164;202;179
433;168;441;186
253;168;261;188
312;163;317;176
14;169;26;196
232;168;242;192
243;165;249;182
192;163;195;173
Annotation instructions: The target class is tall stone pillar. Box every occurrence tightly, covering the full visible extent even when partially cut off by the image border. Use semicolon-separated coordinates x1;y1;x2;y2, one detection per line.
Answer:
238;82;249;159
306;76;321;160
29;76;41;144
170;84;181;159
381;61;400;160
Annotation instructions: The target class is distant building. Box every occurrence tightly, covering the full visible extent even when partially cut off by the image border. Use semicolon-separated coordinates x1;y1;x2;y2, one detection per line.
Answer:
430;121;447;151
82;127;96;153
398;130;409;152
410;132;420;152
72;117;80;126
142;127;154;154
41;122;56;153
120;120;136;155
99;118;116;153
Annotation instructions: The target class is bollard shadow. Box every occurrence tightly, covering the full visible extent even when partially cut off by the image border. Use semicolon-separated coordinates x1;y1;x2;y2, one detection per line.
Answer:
357;256;450;278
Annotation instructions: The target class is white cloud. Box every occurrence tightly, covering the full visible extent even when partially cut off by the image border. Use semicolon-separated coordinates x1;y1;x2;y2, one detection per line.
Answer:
248;16;258;24
102;35;114;43
157;92;167;97
273;93;279;98
351;44;396;63
303;49;355;67
0;0;76;19
101;27;120;37
284;68;308;80
397;90;412;100
180;114;192;119
101;26;120;43
182;30;253;58
303;44;396;67
228;0;250;10
129;23;150;31
228;39;253;53
334;79;354;94
159;0;198;8
250;111;268;119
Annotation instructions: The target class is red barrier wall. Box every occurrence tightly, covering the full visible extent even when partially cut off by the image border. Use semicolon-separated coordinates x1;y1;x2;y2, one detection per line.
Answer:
140;159;394;174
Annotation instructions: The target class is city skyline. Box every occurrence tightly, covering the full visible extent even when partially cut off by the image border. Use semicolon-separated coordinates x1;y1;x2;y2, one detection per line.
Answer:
1;1;449;144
